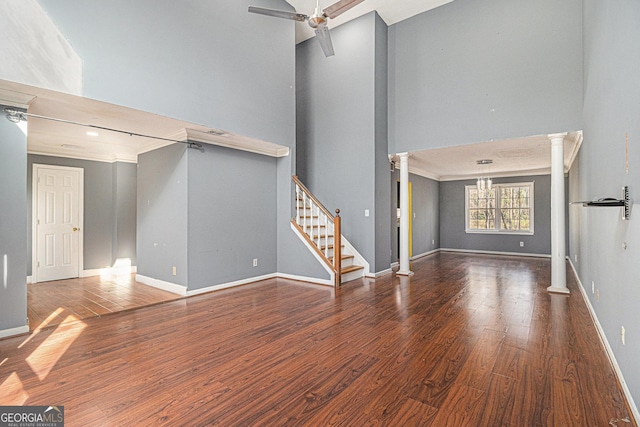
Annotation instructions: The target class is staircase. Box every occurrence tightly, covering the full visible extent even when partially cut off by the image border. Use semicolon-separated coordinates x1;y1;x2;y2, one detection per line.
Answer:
291;176;366;286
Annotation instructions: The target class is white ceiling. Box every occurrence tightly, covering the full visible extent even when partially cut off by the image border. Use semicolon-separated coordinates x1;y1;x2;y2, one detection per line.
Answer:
286;0;454;43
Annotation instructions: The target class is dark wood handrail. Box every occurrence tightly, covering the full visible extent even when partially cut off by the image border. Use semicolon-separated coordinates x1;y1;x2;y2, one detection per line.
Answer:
292;175;334;220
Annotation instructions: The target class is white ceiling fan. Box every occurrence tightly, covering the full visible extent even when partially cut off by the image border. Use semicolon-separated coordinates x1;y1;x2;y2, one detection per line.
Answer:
248;0;366;57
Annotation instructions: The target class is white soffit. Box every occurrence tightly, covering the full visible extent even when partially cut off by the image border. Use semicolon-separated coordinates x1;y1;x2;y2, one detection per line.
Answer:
170;128;290;158
0;79;287;163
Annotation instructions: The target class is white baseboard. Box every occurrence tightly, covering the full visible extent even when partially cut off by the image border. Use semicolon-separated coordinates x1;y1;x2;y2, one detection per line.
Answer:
28;266;137;284
81;268;103;278
373;268;392;278
136;274;187;296
440;248;551;258
567;259;639;423
410;248;440;261
390;261;399;269
0;325;29;339
187;273;279;296
276;272;333;287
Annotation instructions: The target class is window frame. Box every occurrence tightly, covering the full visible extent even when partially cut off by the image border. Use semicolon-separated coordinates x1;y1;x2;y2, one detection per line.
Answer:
465;181;535;235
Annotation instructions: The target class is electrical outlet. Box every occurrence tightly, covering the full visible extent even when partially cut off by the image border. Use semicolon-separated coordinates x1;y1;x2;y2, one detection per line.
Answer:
621;326;626;345
253;258;258;267
591;281;595;294
575;254;578;263
596;288;600;302
432;239;435;245
172;266;177;276
520;241;524;247
364;209;370;217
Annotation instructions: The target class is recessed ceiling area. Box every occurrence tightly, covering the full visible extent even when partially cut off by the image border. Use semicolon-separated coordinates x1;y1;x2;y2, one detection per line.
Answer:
401;132;583;181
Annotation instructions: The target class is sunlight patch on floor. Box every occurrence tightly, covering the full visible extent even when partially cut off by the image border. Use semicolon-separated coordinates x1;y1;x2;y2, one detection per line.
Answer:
25;313;86;381
0;372;29;405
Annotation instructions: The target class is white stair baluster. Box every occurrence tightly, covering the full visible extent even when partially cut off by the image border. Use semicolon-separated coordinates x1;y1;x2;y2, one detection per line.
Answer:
304;192;309;232
295;184;300;225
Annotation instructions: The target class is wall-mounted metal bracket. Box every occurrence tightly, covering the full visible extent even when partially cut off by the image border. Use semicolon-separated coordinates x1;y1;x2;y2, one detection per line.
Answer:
622;185;631;220
570;185;631;220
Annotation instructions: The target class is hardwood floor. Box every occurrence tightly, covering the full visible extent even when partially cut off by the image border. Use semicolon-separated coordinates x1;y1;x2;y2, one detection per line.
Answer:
27;274;181;330
1;253;635;426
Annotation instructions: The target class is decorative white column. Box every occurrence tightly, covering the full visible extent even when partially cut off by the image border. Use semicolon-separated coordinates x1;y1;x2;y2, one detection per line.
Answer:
397;152;413;276
548;133;569;294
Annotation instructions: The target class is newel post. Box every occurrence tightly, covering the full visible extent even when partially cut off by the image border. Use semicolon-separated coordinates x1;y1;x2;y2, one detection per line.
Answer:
334;209;341;287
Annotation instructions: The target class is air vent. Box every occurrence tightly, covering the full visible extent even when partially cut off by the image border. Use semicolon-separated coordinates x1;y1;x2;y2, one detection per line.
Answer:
206;129;226;136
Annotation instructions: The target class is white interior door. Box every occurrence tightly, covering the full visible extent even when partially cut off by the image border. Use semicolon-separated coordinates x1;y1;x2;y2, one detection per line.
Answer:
34;165;83;282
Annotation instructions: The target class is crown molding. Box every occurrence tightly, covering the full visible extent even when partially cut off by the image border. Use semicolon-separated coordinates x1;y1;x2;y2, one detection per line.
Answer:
0;87;36;109
27;148;137;164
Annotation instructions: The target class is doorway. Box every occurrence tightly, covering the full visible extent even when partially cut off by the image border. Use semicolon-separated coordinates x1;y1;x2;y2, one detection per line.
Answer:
32;164;84;283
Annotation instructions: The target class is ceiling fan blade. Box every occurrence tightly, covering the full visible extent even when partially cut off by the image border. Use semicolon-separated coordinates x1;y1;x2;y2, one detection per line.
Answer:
322;0;365;19
248;6;308;22
314;26;335;57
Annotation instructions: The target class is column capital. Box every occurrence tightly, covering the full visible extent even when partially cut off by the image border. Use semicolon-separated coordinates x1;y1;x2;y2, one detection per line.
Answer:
547;132;568;143
397;152;410;159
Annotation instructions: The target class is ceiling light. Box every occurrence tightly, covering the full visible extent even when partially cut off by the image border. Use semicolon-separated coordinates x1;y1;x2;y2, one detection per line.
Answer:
476;159;493;165
86;131;99;137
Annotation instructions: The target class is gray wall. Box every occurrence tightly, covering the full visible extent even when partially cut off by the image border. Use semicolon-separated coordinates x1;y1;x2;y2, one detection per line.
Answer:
573;0;640;408
297;12;391;273
27;155;137;275
37;0;326;282
440;175;551;255
410;174;440;257
388;0;583;153
390;170;440;261
137;144;188;287
0;109;28;331
38;0;295;145
112;162;137;264
373;15;391;272
187;145;277;290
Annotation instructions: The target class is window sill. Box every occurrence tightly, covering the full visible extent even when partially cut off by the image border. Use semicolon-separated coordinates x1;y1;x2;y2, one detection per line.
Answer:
465;229;534;236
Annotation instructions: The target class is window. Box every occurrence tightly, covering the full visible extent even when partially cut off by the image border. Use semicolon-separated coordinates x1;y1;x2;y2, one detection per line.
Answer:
465;182;534;234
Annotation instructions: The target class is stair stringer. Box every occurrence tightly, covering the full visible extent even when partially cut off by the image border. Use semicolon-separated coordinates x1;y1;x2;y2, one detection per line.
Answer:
290;221;369;284
290;221;334;286
341;236;370;279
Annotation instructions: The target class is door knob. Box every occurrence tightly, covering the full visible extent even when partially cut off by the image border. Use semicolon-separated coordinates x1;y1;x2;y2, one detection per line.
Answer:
73;227;79;231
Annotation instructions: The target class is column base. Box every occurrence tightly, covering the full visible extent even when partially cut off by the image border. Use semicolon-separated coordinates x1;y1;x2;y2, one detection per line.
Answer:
547;285;570;295
396;270;414;276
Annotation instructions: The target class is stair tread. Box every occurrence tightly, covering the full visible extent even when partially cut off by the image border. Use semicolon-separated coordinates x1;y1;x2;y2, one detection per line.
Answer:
329;254;354;262
341;265;364;274
319;243;343;250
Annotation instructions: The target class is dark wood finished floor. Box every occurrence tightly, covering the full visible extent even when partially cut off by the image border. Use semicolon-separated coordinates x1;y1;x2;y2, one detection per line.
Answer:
27;274;181;330
2;253;636;426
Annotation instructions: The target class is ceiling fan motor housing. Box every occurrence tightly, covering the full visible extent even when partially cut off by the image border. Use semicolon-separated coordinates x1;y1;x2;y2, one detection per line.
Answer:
308;15;327;28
